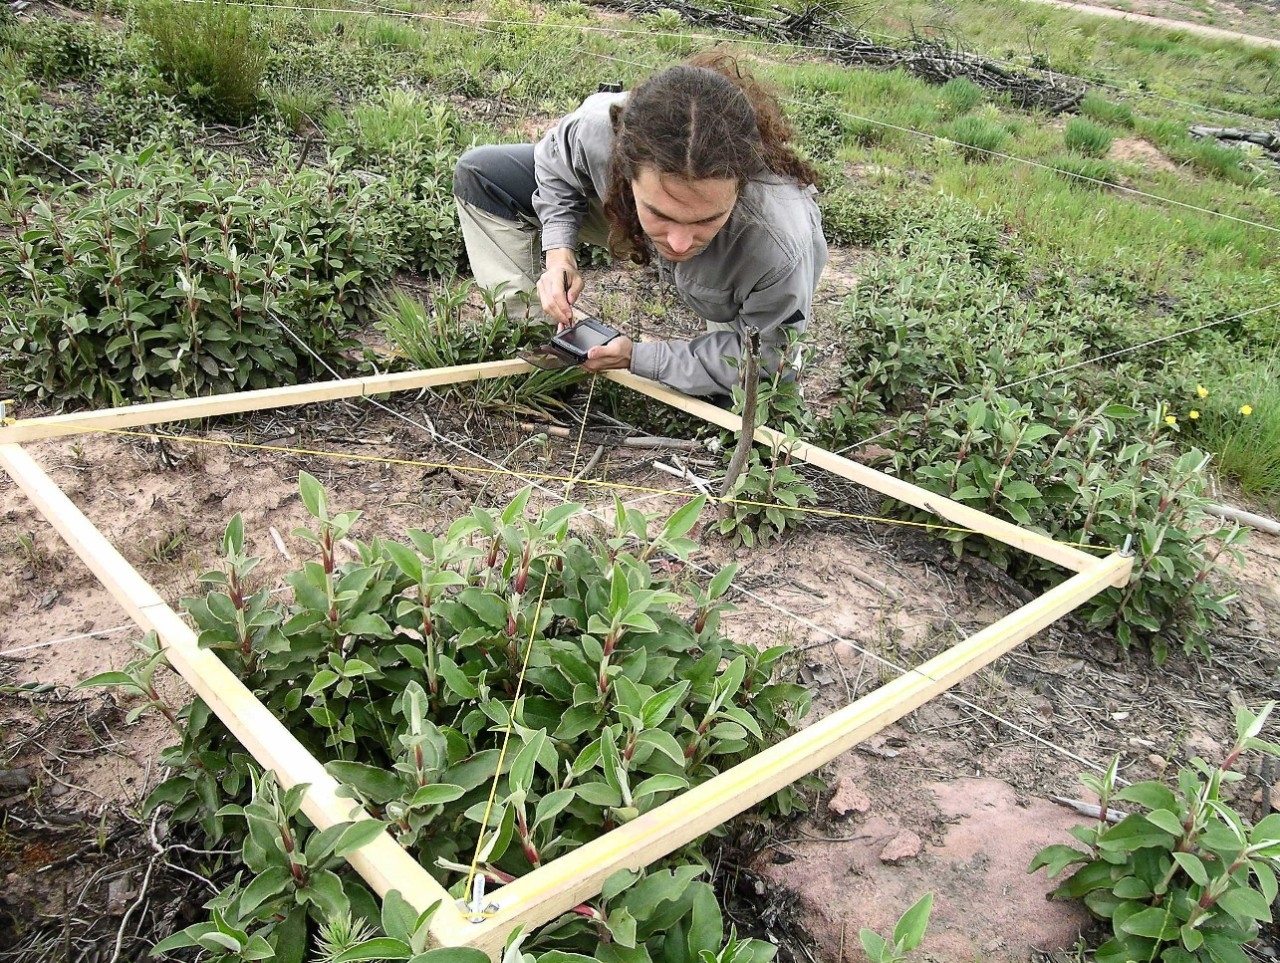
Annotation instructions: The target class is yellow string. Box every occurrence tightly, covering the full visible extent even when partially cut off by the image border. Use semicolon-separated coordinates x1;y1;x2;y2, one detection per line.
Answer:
26;419;1113;554
461;375;601;909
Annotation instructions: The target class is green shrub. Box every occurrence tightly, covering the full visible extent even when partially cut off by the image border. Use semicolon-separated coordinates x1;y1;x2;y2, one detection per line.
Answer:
133;0;268;122
85;67;197;151
823;247;1246;660
1031;703;1280;963
0;146;405;407
943;115;1010;160
0;77;88;174
15;16;136;82
818;185;898;247
1079;92;1134;129
1064;116;1115;158
321;91;466;274
123;482;809;958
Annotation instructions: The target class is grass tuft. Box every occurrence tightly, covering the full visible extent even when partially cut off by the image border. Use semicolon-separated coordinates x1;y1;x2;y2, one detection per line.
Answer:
944;115;1010;160
133;0;268;122
1064;116;1114;157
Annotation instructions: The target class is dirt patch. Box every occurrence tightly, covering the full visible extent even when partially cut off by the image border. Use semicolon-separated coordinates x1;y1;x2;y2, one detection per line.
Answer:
1110;136;1180;173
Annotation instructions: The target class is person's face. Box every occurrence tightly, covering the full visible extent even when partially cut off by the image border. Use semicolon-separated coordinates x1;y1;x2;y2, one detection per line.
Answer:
630;166;738;262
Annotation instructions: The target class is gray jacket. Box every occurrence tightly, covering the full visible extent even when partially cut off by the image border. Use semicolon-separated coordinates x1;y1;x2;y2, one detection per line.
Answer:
532;92;828;397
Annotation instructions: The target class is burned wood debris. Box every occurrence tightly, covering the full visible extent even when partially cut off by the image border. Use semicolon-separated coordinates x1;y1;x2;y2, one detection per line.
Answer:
1190;125;1280;165
593;0;1085;113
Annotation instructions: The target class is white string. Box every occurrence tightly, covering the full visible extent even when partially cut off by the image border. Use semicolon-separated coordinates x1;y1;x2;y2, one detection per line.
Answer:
0;120;89;183
0;624;132;657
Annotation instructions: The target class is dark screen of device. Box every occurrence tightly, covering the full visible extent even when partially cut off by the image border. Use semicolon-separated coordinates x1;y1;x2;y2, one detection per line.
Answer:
560;323;614;351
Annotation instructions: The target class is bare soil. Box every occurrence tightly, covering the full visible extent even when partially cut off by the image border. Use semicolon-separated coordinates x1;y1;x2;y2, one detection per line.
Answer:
3;253;1279;961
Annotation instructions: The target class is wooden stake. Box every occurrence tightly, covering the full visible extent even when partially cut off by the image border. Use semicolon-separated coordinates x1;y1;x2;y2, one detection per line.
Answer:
718;327;760;503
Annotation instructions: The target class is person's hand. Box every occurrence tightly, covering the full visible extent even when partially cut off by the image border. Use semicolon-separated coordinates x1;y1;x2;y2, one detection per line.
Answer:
537;249;581;328
581;336;633;373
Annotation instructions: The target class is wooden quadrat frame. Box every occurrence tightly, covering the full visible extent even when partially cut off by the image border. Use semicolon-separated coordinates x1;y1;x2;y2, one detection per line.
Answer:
0;360;1133;957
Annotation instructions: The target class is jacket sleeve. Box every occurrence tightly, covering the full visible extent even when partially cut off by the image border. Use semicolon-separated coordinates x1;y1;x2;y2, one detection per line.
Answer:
629;248;815;397
531;97;615;253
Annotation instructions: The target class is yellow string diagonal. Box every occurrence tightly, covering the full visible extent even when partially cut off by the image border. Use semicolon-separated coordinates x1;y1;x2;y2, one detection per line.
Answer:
462;374;601;912
23;419;1113;554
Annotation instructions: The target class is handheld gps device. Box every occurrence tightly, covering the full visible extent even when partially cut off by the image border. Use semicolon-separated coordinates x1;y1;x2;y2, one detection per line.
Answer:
523;317;622;369
550;318;620;362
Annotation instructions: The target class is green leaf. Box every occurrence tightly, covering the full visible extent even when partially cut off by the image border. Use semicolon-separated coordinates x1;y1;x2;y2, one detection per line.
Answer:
632;774;688;800
75;671;144;693
1097;814;1177;853
1214;885;1273;923
327;761;403;805
408;784;465;808
660;497;705;543
686;882;722;958
1115;781;1177;813
1028;845;1089;878
300;868;348;918
1181;923;1204;952
333;938;413;962
1144;808;1186;837
1250;813;1280;845
383;542;424;583
1112;876;1153;900
382;890;419;944
1173;851;1209;886
239;866;293;914
152;922;220;953
299;471;325;519
606;906;638;948
858;928;889;963
509;730;547;795
892;892;933;953
1119;906;1179;940
708;563;738;600
334;819;388;857
641;681;690;730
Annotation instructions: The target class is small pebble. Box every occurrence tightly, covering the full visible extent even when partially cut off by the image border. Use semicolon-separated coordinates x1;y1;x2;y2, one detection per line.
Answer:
1148;754;1167;770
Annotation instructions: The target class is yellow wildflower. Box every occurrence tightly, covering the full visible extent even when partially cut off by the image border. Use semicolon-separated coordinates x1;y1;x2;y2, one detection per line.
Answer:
1196;384;1208;398
1189;410;1200;420
1165;415;1177;426
1240;404;1253;417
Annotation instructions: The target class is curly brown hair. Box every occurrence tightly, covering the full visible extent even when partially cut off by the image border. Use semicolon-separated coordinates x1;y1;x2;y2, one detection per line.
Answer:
603;50;819;265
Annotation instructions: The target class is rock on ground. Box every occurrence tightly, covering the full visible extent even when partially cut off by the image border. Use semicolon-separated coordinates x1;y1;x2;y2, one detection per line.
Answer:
756;776;1092;961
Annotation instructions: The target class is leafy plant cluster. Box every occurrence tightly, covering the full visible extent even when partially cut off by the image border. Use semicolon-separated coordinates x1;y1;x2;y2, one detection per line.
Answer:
0;144;424;407
818;238;1247;660
1031;702;1280;963
319;88;468;275
131;477;810;960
